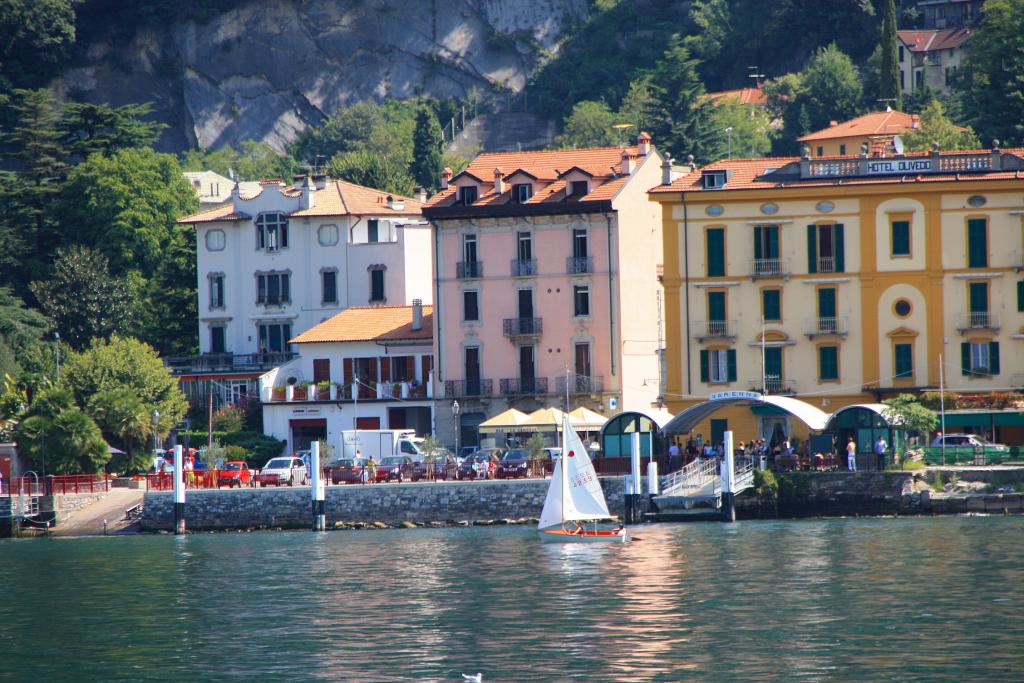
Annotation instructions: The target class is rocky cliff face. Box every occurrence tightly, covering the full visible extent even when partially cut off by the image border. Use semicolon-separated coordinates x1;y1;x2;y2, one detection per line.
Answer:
56;0;586;152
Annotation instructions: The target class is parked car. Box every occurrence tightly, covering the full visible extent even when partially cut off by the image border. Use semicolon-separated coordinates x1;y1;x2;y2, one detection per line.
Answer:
217;461;251;487
257;457;309;487
456;451;496;480
929;433;1008;451
496;449;533;479
375;456;416;482
459;446;480;461
328;458;367;485
412;456;459;482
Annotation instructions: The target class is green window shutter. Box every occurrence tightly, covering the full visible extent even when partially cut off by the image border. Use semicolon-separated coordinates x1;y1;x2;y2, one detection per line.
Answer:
834;224;845;273
818;346;838;381
807;225;817;273
767;226;779;259
1017;281;1024;312
753;226;763;260
700;350;710;382
961;342;970;376
967;219;987;268
727;349;737;382
762;290;780;321
968;282;988;312
892;221;910;256
817;287;836;318
764;347;782;379
708;291;726;321
894;343;913;378
706;228;725;277
989;342;1000;375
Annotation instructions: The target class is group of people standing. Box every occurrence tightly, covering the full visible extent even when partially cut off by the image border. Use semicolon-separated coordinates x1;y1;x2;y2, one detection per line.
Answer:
666;433;890;473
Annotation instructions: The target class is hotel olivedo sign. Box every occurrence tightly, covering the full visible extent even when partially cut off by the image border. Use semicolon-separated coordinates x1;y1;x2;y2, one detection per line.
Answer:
864;158;934;175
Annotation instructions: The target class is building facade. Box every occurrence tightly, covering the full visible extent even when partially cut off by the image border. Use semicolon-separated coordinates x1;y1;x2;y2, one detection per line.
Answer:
423;136;671;449
898;27;972;96
175;177;430;408
261;303;434;454
798;110;920;159
651;145;1024;447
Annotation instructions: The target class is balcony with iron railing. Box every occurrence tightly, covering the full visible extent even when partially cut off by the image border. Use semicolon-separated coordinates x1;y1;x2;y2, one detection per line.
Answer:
694;320;736;340
749;377;796;395
803;317;848;338
957;312;1000;333
165;352;296;376
510;258;537;277
749;257;791;279
555;374;605;396
457;261;483;279
566;256;593;274
445;379;494;398
815;256;838;273
503;317;543;338
499;377;549;396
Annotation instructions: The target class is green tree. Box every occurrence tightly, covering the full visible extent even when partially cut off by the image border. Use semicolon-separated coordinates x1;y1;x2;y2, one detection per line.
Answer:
0;287;49;380
682;0;730;63
30;247;138;350
554;101;618;148
902;99;981;152
59;102;165;160
56;147;198;277
961;0;1024;146
327;149;415;196
647;41;721;162
706;99;773;159
0;0;76;88
800;44;863;132
15;387;109;474
879;0;901;110
411;107;443;190
140;222;197;356
179;141;298;181
86;387;152;470
62;336;188;442
617;77;658;135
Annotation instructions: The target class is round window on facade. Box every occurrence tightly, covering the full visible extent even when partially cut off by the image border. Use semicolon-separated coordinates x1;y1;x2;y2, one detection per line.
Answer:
893;299;912;318
760;202;779;215
967;195;986;207
816;201;835;213
706;204;724;217
318;224;339;246
205;229;225;251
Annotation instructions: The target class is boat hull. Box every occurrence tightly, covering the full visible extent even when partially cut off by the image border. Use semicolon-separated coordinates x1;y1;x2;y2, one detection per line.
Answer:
538;528;629;543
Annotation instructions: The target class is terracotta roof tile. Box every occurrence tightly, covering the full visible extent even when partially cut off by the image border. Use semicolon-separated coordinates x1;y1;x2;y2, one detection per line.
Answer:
798;111;917;142
290;305;433;344
650;149;1024;194
178;204;252;224
898;27;971;52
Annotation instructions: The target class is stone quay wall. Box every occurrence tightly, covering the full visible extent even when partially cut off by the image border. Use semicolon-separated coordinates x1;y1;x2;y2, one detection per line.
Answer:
141;478;628;531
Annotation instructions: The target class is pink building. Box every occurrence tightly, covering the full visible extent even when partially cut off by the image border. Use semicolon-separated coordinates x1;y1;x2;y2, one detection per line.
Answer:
423;135;673;448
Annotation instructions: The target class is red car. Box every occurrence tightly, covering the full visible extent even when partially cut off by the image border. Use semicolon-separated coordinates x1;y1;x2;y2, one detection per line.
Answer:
374;456;416;483
328;459;367;485
217;461;251;487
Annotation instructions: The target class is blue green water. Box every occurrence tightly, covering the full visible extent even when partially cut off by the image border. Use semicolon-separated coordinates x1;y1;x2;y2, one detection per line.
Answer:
2;516;1023;682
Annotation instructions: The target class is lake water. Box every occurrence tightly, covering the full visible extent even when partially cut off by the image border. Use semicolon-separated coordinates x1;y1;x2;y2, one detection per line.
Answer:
2;516;1022;682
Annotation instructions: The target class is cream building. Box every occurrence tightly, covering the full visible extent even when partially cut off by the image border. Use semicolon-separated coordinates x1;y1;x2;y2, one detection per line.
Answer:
651;145;1024;447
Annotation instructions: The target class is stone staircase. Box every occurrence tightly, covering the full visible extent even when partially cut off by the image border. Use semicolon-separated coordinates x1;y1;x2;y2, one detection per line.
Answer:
447;112;555;155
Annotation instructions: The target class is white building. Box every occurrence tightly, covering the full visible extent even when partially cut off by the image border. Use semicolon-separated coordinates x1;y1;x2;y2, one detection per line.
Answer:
183;170;258;205
898;27;971;96
261;302;435;454
175;177;431;408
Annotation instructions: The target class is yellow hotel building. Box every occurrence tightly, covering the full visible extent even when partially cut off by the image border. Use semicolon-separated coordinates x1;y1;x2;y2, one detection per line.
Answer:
650;146;1024;447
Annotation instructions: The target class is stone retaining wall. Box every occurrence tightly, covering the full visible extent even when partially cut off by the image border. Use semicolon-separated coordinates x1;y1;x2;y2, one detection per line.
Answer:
42;492;110;523
142;478;628;531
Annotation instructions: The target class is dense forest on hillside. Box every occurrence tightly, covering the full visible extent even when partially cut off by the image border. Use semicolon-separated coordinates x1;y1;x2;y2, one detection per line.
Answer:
0;0;1022;474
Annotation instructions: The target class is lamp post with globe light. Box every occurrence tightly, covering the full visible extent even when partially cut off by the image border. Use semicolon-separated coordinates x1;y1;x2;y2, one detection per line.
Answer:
452;400;461;458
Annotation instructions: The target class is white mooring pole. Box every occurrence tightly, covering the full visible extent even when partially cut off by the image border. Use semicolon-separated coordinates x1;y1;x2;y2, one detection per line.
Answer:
173;444;186;534
721;431;736;523
311;440;325;531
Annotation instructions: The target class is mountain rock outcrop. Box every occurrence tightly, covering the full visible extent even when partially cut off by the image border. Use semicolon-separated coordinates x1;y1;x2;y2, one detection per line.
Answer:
55;0;586;152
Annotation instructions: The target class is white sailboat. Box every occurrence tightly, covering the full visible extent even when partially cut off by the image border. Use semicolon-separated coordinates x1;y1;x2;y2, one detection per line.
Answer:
537;416;629;543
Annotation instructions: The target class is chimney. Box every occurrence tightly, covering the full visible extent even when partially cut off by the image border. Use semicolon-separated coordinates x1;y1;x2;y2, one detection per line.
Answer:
299;175;315;210
440;167;453;190
493;167;505;194
911;114;920;129
411;299;423;331
661;156;674;185
637;132;652;156
829;120;838;127
415;186;427;203
620;150;633;176
313;174;327;190
387;194;405;211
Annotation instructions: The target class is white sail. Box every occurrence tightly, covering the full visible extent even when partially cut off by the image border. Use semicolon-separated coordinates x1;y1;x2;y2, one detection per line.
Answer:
538;417;610;529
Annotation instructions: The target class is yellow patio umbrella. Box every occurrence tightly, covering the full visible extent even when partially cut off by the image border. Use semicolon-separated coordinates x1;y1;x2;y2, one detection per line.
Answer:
477;408;531;434
519;407;569;433
568;406;607;431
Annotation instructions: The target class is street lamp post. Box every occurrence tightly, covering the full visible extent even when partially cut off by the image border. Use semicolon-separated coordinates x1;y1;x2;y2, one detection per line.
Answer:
54;332;60;381
452;400;461;457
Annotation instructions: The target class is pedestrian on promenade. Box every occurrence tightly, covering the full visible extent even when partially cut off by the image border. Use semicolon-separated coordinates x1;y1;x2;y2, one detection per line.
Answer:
846;437;857;472
668;442;681;471
874;436;888;469
367;456;377;483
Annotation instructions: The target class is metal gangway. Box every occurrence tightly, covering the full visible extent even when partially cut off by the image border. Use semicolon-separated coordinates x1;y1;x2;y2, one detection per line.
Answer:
655;437;757;514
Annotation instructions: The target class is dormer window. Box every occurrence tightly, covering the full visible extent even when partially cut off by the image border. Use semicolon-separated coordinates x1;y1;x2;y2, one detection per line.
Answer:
512;183;533;203
256;212;289;251
702;170;729;190
458;186;478;205
571;180;589;197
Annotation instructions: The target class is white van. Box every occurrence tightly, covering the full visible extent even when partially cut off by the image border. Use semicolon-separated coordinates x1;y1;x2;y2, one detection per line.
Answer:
339;430;424;461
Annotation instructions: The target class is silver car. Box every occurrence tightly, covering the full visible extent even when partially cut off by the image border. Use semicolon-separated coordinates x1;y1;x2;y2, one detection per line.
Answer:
259;457;309;486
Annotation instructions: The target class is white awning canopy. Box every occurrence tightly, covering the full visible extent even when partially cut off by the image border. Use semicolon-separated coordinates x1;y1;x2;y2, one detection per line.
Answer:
662;392;830;435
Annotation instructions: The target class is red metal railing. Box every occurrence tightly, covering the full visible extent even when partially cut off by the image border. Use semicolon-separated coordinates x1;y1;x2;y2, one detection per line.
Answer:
1;474;110;496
